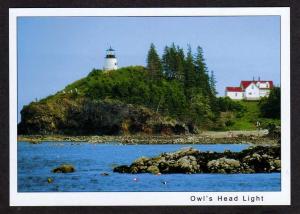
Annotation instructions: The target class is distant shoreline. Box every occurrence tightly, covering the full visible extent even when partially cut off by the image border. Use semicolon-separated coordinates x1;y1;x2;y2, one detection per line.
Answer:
18;130;279;145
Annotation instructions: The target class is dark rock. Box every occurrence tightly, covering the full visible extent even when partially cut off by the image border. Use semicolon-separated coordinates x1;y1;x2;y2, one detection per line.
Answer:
147;165;160;174
113;145;281;174
176;155;200;173
52;164;75;173
32;141;41;144
113;165;131;173
174;124;189;134
270;159;281;172
133;156;149;165
207;158;241;173
267;124;281;139
238;145;280;173
100;173;109;176
187;122;199;134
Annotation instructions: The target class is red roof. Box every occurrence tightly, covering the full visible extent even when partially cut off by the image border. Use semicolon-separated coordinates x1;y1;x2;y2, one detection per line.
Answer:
240;81;273;89
240;81;253;89
226;87;243;92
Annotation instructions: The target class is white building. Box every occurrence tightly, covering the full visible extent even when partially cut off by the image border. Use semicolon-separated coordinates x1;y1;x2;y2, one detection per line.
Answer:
225;79;273;100
225;87;244;100
103;47;118;71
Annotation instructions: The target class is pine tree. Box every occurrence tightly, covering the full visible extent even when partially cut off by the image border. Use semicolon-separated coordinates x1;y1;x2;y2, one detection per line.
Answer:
147;43;163;80
162;44;178;80
184;45;196;97
162;46;172;79
195;46;210;96
174;46;185;83
209;70;217;96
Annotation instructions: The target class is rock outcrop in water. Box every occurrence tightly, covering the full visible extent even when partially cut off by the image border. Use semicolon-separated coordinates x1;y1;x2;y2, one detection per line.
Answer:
113;146;280;174
52;164;75;173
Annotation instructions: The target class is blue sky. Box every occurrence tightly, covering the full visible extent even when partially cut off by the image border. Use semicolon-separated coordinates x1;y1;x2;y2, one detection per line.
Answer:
17;16;280;120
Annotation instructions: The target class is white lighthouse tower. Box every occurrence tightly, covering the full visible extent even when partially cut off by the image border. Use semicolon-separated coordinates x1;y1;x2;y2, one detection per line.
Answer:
103;46;118;71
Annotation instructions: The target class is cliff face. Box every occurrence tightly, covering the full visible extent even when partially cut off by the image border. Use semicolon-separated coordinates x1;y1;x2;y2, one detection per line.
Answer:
18;97;188;135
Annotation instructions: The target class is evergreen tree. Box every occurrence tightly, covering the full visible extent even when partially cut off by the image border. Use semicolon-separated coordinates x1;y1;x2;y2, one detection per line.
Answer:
259;87;280;118
190;92;213;125
162;46;172;79
147;43;163;80
184;45;196;97
195;46;210;96
174;46;185;83
162;44;179;80
169;43;178;75
209;70;217;96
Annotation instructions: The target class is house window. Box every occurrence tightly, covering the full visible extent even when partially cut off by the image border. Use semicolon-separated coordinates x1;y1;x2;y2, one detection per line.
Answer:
251;85;254;89
235;93;237;97
249;92;252;95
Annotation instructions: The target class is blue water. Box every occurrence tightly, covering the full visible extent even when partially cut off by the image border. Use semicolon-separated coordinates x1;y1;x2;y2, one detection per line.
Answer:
18;142;280;192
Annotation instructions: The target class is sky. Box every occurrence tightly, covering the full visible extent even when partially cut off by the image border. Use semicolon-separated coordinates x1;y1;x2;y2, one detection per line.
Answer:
17;16;280;121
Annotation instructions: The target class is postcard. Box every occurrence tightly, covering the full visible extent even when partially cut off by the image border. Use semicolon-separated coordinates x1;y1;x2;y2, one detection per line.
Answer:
9;7;290;206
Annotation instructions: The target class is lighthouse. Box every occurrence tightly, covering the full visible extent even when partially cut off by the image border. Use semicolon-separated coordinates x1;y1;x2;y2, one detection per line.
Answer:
103;46;118;71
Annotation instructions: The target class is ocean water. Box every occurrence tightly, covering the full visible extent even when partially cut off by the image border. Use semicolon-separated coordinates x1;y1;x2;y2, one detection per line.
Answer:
17;142;280;192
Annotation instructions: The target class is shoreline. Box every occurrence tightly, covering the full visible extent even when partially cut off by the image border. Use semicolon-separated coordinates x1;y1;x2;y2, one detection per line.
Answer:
18;130;279;145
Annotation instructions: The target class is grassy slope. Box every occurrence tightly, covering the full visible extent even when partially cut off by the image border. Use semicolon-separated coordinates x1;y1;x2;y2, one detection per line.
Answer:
28;67;280;132
229;101;280;131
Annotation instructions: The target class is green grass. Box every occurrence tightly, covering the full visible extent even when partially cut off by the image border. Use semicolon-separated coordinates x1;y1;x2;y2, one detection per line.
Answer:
228;101;280;131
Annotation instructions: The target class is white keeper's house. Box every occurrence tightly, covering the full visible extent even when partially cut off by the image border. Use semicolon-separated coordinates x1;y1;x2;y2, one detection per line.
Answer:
225;79;273;100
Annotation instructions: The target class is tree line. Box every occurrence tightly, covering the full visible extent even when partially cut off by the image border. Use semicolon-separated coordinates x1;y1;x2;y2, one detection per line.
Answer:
147;43;220;127
147;43;216;97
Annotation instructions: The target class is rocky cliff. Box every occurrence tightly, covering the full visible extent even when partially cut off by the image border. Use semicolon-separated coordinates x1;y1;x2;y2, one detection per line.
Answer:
18;97;188;135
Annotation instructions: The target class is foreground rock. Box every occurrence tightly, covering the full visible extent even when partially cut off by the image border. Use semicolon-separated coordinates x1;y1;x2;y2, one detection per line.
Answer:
52;164;75;173
113;146;280;174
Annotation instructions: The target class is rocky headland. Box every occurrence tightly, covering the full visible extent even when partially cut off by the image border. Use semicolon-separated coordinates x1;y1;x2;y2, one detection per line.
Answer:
113;145;280;174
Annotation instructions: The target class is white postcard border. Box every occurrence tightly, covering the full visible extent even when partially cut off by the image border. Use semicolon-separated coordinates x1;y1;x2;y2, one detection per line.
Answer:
9;7;290;206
